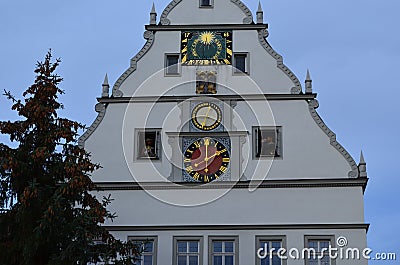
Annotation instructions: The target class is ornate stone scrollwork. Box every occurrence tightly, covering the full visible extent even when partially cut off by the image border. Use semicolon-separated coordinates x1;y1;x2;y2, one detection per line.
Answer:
78;103;107;148
308;100;359;178
112;31;155;97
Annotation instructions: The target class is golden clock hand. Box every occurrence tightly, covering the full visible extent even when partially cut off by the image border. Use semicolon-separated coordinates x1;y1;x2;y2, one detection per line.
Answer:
194;150;221;168
205;140;209;173
201;106;212;127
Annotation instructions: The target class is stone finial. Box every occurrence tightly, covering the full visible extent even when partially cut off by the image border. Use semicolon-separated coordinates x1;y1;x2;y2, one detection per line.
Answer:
150;2;157;25
305;69;313;94
256;1;264;24
358;151;367;178
102;74;110;98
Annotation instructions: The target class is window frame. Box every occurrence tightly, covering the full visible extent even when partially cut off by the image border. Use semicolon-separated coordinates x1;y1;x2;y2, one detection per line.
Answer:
304;235;336;265
199;0;214;8
165;53;181;76
233;52;250;75
135;128;162;161
208;236;239;265
252;126;283;160
173;236;204;265
128;236;158;265
256;236;287;265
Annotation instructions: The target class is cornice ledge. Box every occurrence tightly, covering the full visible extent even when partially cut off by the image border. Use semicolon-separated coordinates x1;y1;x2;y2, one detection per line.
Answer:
104;223;370;232
94;178;368;191
145;24;268;31
257;29;303;94
112;31;155;97
308;99;359;178
160;0;183;25
230;0;254;24
97;93;317;104
78;103;107;148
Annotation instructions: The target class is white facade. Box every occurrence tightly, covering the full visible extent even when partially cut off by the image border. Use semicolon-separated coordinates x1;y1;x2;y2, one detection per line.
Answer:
80;1;369;264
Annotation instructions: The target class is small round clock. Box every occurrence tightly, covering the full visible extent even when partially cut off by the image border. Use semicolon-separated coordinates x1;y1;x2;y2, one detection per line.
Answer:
191;102;222;131
184;138;230;183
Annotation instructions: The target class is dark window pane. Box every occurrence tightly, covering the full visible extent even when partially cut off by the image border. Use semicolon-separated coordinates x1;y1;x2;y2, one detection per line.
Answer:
225;255;234;265
321;255;331;265
143;255;153;265
235;54;246;73
261;257;270;265
271;241;281;250
272;255;281;265
189;241;199;253
308;241;318;250
213;256;222;265
178;242;187;253
178;255;187;265
189;256;198;265
213;241;223;253
224;242;234;253
201;0;211;6
144;242;153;253
260;241;269;252
166;55;179;74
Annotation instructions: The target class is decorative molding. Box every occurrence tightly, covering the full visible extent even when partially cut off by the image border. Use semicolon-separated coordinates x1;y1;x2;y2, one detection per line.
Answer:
111;31;155;97
94;178;368;192
78;103;107;148
160;0;183;25
98;93;317;104
308;100;359;178
146;24;268;31
230;0;254;24
257;29;303;94
104;223;370;232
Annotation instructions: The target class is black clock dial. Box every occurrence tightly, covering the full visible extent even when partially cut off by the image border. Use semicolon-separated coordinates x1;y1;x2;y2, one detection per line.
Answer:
191;102;222;131
183;138;230;183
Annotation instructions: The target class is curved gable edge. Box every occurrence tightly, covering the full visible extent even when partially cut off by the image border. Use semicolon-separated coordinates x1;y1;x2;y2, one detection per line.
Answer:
160;0;253;25
78;103;106;149
308;99;359;178
257;29;302;94
112;31;155;98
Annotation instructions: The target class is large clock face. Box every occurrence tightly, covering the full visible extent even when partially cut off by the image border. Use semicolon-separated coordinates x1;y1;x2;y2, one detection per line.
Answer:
191;102;222;131
181;30;233;65
184;138;230;183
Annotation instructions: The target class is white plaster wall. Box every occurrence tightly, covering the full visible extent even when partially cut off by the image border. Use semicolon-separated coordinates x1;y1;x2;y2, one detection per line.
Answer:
98;187;365;226
117;30;295;97
112;229;368;265
85;99;352;182
165;0;249;25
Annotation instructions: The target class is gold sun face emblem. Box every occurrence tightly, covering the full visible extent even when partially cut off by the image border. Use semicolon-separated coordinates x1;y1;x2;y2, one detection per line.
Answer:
199;31;215;45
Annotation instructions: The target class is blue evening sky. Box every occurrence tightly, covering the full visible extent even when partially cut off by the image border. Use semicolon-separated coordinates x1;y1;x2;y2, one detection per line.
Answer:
0;0;398;263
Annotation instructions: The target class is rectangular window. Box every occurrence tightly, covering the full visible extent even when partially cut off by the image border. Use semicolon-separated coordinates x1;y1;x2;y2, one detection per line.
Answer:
174;237;203;265
166;54;180;75
256;236;286;265
128;237;157;265
304;236;335;265
200;0;213;7
209;237;238;265
234;53;248;74
253;127;282;158
137;129;161;160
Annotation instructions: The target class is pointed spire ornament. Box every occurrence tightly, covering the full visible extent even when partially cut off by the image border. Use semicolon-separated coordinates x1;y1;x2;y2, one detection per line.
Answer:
305;69;313;94
102;74;110;98
150;2;157;25
256;1;264;24
358;150;367;178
